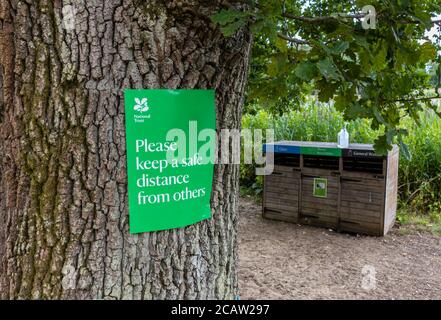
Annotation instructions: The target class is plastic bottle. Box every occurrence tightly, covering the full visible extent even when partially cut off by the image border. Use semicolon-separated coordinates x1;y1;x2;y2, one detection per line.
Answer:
338;124;349;148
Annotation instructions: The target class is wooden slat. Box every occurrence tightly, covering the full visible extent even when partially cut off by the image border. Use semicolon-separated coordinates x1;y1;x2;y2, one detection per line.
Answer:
265;176;299;185
273;165;300;173
342;157;384;175
340;214;380;224
341;190;383;203
265;200;298;211
266;200;298;209
341;176;385;185
265;172;296;180
265;176;299;186
341;206;381;216
264;202;298;214
264;212;298;223
301;206;338;218
265;182;300;192
265;171;300;181
340;200;382;211
383;146;399;234
301;195;339;206
264;207;298;221
266;172;298;180
340;181;384;192
302;167;340;177
339;219;381;236
340;171;385;179
264;206;297;216
299;214;338;229
265;171;294;178
265;184;299;195
265;179;299;189
301;201;338;211
340;207;381;223
265;191;298;202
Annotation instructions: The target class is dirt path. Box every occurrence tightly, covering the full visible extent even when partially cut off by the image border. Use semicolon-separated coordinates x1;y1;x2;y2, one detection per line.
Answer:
238;197;441;299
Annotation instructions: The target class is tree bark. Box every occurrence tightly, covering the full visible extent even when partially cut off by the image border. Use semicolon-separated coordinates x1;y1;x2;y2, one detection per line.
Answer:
0;0;251;299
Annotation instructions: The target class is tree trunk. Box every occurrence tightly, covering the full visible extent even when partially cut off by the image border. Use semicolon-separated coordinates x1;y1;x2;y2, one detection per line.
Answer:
0;0;251;299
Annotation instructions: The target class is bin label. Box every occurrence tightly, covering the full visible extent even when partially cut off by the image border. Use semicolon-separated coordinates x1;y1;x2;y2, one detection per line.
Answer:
263;144;301;154
124;89;216;233
313;178;328;198
301;146;342;157
343;149;382;158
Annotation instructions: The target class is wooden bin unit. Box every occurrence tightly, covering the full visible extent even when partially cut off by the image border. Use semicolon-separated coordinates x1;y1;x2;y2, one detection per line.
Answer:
262;141;399;236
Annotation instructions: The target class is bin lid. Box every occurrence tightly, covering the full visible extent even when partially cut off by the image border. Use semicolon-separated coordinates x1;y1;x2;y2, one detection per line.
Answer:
264;141;343;157
342;144;379;157
263;141;396;158
263;143;300;154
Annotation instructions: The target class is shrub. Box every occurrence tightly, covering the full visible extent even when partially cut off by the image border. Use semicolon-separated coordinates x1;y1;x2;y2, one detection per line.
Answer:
399;110;441;214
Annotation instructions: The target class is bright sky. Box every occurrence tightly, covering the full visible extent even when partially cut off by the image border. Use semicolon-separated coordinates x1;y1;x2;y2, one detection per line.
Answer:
426;15;441;41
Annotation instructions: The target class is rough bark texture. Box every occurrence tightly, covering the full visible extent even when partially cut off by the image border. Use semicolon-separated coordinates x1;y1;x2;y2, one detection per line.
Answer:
0;0;251;299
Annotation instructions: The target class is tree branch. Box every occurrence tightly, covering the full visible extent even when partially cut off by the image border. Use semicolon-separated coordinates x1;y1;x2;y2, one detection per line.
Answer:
398;18;441;25
392;95;441;103
277;33;309;45
283;12;441;26
282;12;365;23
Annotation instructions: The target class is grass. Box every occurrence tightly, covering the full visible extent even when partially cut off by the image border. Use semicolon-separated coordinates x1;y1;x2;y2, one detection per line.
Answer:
240;186;262;204
397;208;441;236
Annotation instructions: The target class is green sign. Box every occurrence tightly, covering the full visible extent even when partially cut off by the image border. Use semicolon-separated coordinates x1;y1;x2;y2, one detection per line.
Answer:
124;89;216;233
300;146;342;157
313;178;328;198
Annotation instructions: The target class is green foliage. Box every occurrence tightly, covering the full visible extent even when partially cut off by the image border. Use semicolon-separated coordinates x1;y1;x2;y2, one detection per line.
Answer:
317;58;342;81
294;62;317;81
397;207;441;236
243;100;379;145
241;101;441;216
211;9;251;36
212;0;441;156
399;110;441;213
